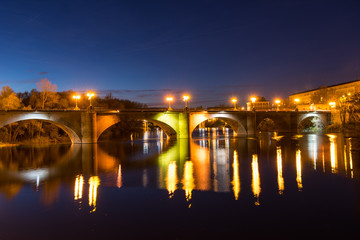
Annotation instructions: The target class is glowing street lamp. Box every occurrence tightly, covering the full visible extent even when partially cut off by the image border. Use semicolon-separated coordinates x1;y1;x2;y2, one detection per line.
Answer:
166;96;174;110
183;94;190;108
275;99;281;111
72;95;81;110
87;91;95;107
294;98;300;111
329;102;336;109
231;97;237;110
250;97;257;111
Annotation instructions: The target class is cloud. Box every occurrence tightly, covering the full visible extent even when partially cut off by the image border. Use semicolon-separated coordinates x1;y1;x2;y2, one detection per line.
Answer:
92;88;184;97
38;72;48;75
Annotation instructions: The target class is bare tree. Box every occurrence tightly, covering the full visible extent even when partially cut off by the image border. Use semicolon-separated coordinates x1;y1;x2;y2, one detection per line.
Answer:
37;78;57;109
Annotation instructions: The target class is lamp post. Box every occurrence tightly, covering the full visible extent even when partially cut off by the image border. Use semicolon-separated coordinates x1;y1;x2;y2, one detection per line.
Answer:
231;97;237;110
183;94;190;109
251;97;257;111
250;97;257;134
166;96;173;110
294;98;300;111
275;99;281;111
329;102;336;110
87;91;95;111
72;95;81;110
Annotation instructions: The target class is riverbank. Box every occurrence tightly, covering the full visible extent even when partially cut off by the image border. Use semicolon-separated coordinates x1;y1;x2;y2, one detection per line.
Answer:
0;136;71;146
0;143;19;147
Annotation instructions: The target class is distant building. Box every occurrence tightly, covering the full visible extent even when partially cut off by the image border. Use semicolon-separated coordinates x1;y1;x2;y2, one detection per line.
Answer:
246;101;270;111
289;79;360;110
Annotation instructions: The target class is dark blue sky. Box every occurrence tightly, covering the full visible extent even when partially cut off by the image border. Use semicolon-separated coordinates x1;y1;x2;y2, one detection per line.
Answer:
1;0;360;107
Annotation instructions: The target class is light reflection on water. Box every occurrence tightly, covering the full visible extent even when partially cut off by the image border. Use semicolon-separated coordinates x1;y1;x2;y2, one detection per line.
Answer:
0;132;357;208
0;130;360;238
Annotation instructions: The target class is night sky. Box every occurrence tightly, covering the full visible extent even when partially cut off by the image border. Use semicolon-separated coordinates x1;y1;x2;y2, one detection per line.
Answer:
1;0;360;107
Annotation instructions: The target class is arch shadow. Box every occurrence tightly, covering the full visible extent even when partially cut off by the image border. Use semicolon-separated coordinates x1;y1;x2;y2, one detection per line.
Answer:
97;117;177;141
191;116;247;137
0;119;81;144
257;118;278;132
298;116;325;132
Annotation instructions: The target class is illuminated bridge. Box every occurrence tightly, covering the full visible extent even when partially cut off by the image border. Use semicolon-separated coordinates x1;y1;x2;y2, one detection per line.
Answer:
0;109;332;143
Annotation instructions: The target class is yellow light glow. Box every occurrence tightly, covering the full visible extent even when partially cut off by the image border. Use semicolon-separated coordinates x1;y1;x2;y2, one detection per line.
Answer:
328;134;337;173
349;140;354;178
88;176;100;213
329;102;336;108
73;94;81;110
87;92;95;100
312;135;317;170
275;99;281;104
166;161;177;198
276;146;284;195
116;164;122;188
74;174;84;200
251;154;261;205
190;140;211;191
183;94;190;108
231;97;237;103
250;97;257;103
294;98;300;103
296;149;303;191
166;96;174;102
165;96;174;110
344;144;348;174
232;150;240;200
182;161;195;205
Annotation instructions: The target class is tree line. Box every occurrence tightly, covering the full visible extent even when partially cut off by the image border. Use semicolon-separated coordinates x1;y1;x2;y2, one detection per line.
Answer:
0;79;147;144
0;79;146;111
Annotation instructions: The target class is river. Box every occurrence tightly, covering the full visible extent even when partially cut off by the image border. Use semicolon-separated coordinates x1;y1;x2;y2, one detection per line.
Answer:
0;131;359;239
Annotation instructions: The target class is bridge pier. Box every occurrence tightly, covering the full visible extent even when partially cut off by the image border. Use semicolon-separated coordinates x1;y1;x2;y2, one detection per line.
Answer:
247;112;256;135
179;112;190;139
80;112;97;143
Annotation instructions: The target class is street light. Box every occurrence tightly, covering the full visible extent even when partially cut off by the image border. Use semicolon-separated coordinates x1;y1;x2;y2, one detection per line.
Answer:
251;97;257;111
166;96;174;110
231;97;237;110
275;99;281;111
250;97;257;134
72;95;81;110
87;91;95;107
183;94;190;108
294;98;300;111
329;102;336;109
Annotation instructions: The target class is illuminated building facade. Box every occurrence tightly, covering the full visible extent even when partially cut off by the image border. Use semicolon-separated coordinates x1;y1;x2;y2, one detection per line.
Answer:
246;101;270;111
289;79;360;110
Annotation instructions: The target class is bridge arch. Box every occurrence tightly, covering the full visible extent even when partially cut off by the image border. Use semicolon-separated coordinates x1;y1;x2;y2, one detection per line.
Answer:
0;115;81;144
96;114;177;141
298;115;325;132
189;113;247;137
257;117;278;132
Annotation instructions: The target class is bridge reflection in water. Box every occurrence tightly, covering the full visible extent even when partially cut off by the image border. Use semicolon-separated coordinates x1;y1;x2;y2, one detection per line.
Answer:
0;131;358;212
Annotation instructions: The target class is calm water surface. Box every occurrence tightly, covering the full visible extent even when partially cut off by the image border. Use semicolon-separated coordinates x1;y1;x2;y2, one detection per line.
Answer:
1;132;360;239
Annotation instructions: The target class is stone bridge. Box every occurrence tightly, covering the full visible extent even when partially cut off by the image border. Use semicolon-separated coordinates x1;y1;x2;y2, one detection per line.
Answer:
0;109;332;143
